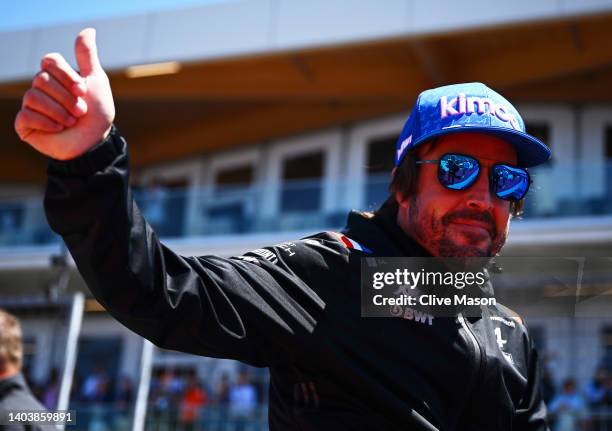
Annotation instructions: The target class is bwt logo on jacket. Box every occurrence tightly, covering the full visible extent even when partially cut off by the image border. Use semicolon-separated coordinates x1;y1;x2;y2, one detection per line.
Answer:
440;93;521;131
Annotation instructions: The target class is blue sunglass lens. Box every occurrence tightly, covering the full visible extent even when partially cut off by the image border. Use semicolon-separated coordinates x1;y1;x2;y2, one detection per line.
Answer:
438;154;480;190
492;165;530;201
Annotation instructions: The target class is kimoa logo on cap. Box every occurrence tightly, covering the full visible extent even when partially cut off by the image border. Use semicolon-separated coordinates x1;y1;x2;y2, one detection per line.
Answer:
440;93;521;131
396;134;412;161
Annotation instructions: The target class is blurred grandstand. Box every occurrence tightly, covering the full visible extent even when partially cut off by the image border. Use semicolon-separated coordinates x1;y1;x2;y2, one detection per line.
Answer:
2;1;612;430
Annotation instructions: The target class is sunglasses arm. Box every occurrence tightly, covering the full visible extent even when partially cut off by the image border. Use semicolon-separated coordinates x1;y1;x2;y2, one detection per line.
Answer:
415;160;439;165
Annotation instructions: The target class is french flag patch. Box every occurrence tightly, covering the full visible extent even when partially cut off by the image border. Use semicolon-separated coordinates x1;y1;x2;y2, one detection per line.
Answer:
337;234;372;253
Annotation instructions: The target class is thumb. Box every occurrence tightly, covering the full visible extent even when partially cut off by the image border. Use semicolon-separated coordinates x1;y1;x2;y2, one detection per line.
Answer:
75;28;102;76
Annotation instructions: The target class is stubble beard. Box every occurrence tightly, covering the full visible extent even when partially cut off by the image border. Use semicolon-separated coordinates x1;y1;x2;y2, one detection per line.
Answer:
408;195;507;258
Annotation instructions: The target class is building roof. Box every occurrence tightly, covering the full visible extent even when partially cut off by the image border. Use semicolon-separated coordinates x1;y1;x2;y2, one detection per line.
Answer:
1;3;612;182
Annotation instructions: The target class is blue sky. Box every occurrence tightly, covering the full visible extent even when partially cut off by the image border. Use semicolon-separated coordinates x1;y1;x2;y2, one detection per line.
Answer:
1;0;231;32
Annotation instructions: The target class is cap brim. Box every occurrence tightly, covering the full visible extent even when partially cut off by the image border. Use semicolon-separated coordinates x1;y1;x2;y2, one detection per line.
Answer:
412;126;551;168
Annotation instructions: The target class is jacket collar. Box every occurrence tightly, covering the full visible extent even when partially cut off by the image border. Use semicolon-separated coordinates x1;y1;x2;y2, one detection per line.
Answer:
341;203;431;258
0;372;27;398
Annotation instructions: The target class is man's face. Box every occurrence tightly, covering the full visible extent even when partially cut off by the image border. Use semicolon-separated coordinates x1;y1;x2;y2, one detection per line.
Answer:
396;132;518;258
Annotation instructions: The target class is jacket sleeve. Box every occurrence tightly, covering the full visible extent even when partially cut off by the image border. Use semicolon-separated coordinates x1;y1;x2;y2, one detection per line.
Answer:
43;126;340;367
513;325;550;431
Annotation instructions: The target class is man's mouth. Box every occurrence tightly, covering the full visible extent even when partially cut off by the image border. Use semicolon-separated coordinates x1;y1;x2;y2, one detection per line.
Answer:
449;219;493;236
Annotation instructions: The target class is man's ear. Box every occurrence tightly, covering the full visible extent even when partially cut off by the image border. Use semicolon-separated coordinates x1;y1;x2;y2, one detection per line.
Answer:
394;190;410;209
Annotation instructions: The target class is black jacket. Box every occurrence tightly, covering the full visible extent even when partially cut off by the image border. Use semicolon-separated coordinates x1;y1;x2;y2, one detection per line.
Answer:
0;373;49;431
44;127;549;430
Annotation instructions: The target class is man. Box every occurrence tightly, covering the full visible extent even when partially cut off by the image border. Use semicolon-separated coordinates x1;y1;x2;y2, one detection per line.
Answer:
15;28;551;430
0;309;49;431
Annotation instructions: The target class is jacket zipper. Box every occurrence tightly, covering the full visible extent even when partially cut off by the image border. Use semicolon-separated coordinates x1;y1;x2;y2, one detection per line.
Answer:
457;313;484;416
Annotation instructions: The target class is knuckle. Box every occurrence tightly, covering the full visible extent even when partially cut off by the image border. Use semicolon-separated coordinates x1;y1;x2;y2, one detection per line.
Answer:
14;110;23;128
41;52;61;68
22;90;36;106
33;71;50;88
14;110;29;135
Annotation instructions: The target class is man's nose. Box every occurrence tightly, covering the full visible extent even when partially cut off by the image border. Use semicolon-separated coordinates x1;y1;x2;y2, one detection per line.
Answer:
465;169;494;211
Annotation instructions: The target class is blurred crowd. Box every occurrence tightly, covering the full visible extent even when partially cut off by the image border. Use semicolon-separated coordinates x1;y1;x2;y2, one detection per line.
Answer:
541;355;612;431
147;368;265;431
20;352;612;431
28;364;136;430
28;365;266;431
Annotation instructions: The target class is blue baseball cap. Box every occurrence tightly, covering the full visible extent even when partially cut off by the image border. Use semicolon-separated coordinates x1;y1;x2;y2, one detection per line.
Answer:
395;82;551;168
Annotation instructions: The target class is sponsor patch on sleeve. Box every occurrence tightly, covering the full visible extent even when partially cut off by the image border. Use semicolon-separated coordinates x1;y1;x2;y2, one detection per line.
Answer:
234;248;279;265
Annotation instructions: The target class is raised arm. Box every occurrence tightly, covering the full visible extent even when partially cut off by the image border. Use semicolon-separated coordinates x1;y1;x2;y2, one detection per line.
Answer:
44;127;334;366
16;28;337;367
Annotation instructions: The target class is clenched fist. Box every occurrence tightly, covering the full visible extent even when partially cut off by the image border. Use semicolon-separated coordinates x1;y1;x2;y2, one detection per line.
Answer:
15;28;115;161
